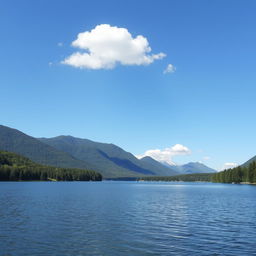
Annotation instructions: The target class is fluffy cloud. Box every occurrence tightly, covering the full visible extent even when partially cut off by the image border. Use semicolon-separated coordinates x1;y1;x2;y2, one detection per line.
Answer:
137;144;191;165
222;162;238;170
163;64;176;74
62;24;166;69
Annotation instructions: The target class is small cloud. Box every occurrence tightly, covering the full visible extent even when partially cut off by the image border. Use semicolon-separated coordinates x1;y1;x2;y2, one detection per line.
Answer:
48;62;53;66
164;64;176;74
137;144;191;165
62;24;166;70
222;162;238;170
58;42;63;47
203;156;210;161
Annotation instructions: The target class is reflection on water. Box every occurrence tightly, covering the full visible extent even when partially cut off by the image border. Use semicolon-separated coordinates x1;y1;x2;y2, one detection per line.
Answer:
0;182;256;256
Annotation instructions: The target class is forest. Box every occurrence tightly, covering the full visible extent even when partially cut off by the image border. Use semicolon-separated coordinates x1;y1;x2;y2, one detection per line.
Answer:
211;161;256;183
140;161;256;184
139;173;213;182
0;151;102;181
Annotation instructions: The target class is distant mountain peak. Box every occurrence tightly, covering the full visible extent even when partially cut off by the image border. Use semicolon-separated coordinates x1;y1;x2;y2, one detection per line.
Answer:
180;162;216;174
142;157;216;174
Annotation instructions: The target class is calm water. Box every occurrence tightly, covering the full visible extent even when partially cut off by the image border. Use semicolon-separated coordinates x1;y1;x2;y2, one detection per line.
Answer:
0;181;256;256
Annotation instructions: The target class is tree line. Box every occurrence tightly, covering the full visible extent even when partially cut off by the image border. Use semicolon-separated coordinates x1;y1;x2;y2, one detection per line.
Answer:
139;173;213;182
0;151;102;181
211;161;256;183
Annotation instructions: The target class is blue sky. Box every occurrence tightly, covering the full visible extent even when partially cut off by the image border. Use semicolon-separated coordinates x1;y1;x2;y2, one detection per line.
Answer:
1;0;256;170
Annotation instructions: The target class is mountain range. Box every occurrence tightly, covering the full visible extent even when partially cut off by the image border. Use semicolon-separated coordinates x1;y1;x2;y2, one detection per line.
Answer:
0;125;217;178
162;161;217;174
38;135;177;177
0;125;93;169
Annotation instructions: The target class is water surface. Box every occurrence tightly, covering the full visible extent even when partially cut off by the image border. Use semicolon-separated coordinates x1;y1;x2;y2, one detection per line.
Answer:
1;181;256;255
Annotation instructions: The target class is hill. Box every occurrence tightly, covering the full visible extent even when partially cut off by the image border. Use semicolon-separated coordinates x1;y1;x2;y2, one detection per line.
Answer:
0;125;94;169
212;161;256;184
242;155;256;167
0;151;102;181
39;136;178;178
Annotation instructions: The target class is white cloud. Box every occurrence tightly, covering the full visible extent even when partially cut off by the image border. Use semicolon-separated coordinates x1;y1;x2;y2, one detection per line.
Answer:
58;42;63;47
222;162;238;170
62;24;166;69
137;144;191;165
164;64;176;74
48;62;53;66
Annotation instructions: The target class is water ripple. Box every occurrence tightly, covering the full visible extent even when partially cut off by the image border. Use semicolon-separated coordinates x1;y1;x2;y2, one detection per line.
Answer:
0;182;256;256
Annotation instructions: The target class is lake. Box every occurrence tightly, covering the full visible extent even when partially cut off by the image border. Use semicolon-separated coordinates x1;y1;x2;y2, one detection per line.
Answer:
0;181;256;256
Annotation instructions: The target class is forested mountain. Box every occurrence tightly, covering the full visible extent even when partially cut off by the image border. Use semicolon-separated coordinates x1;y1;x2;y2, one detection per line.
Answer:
39;136;178;177
0;125;93;169
0;125;177;178
212;161;256;183
0;125;216;178
242;155;256;167
211;155;256;184
0;151;102;181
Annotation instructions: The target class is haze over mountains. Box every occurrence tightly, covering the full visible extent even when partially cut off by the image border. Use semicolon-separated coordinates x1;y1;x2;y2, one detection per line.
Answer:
0;125;218;178
162;161;217;174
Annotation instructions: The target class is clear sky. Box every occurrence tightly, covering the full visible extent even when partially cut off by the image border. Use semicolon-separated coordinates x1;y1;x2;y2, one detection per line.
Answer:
1;0;256;170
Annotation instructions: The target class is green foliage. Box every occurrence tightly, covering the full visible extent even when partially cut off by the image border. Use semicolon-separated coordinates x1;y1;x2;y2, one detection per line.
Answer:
211;162;256;183
0;125;94;170
242;155;256;167
139;173;214;182
0;151;102;182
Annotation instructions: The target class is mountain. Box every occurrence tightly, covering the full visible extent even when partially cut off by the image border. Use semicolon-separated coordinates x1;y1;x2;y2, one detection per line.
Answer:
0;124;215;178
139;156;178;175
179;162;216;174
242;155;256;167
152;159;216;174
39;136;178;178
0;125;93;169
